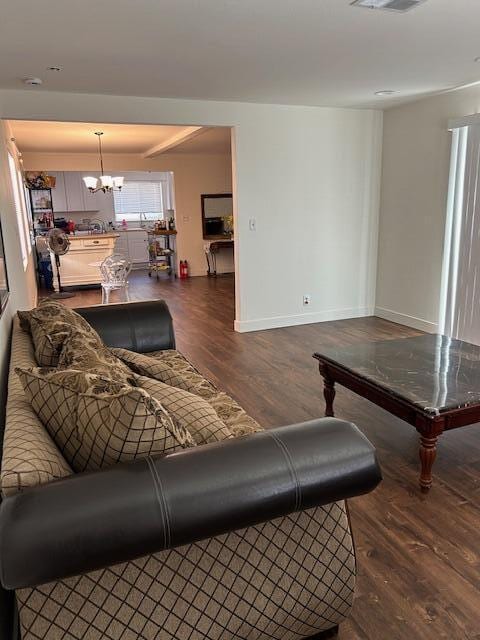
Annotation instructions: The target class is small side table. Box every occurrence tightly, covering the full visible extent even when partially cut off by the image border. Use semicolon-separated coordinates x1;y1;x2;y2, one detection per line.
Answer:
204;239;234;276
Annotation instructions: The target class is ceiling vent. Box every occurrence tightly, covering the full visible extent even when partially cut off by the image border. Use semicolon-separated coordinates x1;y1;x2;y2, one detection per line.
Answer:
351;0;427;12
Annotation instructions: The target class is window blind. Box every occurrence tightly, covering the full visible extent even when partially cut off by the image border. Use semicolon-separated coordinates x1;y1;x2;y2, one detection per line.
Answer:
114;180;164;221
440;124;480;344
7;152;29;269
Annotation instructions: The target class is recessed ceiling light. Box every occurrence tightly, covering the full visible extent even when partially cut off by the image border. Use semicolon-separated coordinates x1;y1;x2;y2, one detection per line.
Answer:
475;57;480;63
47;66;62;72
351;0;427;11
23;77;43;86
375;90;396;96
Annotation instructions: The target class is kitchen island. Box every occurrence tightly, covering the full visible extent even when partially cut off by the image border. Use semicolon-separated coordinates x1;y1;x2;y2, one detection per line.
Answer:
51;233;119;291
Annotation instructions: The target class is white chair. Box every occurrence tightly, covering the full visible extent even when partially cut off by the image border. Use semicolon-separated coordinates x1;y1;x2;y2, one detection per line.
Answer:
100;254;132;304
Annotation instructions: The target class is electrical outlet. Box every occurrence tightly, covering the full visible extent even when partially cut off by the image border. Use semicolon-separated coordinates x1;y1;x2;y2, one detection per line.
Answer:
303;295;311;306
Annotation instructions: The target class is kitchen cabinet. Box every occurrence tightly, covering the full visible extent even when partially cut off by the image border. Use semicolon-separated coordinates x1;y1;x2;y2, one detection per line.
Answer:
81;176;115;219
49;172;103;214
50;172;67;212
129;231;149;264
116;230;149;267
50;233;118;290
114;232;129;256
64;172;86;212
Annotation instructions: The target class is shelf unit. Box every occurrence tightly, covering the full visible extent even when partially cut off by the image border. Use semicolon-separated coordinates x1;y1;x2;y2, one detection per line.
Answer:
147;229;177;278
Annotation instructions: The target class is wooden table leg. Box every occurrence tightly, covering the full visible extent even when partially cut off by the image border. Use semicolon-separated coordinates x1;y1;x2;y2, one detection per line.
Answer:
319;365;336;417
419;434;438;493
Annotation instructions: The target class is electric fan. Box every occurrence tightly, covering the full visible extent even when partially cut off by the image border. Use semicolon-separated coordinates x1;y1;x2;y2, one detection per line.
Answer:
47;229;75;299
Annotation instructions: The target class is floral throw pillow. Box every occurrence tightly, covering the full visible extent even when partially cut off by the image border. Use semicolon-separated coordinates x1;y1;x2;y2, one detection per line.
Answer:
18;299;103;368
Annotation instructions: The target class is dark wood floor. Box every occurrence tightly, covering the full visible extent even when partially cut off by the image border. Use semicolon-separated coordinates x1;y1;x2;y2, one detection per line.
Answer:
56;272;480;640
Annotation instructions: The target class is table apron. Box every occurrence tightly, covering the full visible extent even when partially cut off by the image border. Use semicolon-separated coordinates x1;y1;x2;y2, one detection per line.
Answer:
316;360;450;435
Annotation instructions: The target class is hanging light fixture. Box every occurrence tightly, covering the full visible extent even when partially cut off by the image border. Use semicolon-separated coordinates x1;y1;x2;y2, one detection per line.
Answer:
83;132;124;193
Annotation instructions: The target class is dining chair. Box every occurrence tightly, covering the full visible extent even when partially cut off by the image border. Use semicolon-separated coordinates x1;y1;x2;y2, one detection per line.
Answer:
100;253;132;304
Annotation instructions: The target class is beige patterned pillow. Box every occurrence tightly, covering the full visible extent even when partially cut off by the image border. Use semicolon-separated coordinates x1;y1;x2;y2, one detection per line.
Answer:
112;348;217;398
58;327;135;385
207;392;263;438
137;375;233;445
18;299;101;367
16;367;196;472
113;348;263;437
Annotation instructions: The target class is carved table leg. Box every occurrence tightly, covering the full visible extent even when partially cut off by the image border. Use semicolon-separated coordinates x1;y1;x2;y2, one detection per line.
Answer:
419;435;438;493
319;365;336;417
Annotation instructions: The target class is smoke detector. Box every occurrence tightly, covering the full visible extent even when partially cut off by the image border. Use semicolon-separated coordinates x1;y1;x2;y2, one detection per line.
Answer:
23;77;43;86
351;0;427;12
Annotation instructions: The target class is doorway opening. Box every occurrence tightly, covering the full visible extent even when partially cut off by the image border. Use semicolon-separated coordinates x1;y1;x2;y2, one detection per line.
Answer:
8;120;236;328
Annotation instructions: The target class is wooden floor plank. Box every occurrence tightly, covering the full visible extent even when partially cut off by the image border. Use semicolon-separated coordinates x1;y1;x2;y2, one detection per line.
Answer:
49;272;480;640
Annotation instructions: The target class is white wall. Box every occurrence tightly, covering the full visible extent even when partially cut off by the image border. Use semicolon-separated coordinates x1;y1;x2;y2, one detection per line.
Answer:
0;120;37;410
377;83;480;332
22;152;234;277
0;89;382;331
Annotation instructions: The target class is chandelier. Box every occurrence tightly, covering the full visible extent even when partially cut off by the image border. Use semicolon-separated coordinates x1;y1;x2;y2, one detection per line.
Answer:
83;132;124;193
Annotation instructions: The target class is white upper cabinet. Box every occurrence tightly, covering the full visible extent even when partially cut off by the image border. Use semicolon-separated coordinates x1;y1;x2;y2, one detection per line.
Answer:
50;172;67;212
50;172;104;213
81;174;115;217
64;172;86;212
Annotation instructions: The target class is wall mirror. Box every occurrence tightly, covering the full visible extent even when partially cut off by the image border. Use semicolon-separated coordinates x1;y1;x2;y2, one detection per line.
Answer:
201;193;233;239
0;219;10;315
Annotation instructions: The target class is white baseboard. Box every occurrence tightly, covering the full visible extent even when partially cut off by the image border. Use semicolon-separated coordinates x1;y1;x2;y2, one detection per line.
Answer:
234;306;374;333
184;270;235;278
374;306;438;333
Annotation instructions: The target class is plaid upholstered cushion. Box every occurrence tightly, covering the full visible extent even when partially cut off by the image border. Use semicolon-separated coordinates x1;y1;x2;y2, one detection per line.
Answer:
16;504;355;640
18;299;102;367
137;375;233;445
114;348;263;437
16;367;196;472
0;320;72;496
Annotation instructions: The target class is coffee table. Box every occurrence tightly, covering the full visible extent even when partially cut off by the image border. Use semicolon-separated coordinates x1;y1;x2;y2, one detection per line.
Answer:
314;334;480;492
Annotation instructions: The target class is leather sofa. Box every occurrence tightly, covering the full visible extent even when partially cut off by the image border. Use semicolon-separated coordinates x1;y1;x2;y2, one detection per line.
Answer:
0;300;381;640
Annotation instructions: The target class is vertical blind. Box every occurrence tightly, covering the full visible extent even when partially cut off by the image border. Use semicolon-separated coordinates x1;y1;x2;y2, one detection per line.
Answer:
440;123;480;344
114;180;165;221
7;152;29;269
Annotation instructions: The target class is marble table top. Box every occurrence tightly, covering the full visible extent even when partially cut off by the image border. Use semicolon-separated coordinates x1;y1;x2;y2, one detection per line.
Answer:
314;334;480;416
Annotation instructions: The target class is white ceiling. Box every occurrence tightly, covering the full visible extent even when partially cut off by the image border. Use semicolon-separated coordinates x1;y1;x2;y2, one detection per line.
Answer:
167;128;231;155
1;0;480;108
9;121;231;155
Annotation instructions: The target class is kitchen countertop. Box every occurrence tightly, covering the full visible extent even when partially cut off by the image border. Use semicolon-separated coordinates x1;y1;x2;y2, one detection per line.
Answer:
69;233;120;240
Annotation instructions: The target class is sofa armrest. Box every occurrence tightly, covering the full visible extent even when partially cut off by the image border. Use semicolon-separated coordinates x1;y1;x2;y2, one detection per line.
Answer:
0;418;381;590
75;300;176;352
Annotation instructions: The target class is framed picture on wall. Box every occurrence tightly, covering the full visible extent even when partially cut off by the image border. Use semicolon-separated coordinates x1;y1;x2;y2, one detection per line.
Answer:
0;218;10;315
